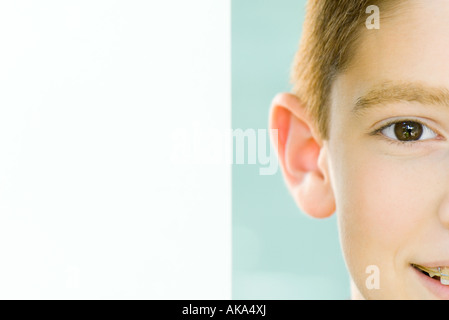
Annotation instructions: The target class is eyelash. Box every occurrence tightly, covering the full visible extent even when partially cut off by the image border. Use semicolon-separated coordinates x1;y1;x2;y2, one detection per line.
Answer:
370;119;439;147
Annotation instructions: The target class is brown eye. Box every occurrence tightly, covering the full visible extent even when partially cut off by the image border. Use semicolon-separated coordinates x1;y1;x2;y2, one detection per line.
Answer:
393;121;423;141
380;120;438;143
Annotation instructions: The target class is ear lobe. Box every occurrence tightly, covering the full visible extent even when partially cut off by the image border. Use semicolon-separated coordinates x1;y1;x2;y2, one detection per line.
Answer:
269;93;335;219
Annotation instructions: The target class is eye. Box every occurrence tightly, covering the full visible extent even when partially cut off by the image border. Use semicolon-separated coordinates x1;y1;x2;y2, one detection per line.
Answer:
380;120;438;142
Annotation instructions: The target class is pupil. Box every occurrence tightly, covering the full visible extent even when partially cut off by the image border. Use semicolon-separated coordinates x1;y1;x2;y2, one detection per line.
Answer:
394;121;423;141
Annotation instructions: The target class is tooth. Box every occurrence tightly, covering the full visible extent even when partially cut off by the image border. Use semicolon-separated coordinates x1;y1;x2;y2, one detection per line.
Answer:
440;267;449;285
416;265;439;278
428;271;436;278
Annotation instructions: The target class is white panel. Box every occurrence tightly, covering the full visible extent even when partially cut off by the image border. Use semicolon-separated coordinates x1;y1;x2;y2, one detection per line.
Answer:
0;0;231;299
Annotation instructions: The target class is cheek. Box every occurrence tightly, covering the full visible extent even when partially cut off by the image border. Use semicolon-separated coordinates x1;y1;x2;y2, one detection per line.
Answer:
329;152;443;298
341;159;419;243
332;152;442;269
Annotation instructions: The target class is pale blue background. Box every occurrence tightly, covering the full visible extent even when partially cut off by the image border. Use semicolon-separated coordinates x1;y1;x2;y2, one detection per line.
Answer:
232;0;350;299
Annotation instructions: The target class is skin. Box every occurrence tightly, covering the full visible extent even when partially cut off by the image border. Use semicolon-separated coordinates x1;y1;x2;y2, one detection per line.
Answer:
270;0;449;299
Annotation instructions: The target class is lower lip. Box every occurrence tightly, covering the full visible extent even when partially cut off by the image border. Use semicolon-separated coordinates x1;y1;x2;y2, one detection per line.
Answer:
411;265;449;299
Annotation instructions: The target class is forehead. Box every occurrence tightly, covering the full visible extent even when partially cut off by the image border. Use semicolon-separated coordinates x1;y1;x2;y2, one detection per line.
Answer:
331;0;449;111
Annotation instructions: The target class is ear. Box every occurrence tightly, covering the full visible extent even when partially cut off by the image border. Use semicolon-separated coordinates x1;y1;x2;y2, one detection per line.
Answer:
269;93;335;219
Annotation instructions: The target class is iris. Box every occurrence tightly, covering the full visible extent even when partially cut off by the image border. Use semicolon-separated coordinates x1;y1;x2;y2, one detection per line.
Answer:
394;121;423;141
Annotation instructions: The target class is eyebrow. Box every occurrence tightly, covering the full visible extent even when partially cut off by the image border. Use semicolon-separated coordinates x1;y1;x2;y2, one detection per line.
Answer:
353;81;449;115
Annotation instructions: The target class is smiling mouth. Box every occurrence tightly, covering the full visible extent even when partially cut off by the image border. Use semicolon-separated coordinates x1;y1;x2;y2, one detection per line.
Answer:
412;264;449;285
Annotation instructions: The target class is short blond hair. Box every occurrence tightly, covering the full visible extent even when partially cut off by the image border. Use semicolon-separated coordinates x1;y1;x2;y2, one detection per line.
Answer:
291;0;396;139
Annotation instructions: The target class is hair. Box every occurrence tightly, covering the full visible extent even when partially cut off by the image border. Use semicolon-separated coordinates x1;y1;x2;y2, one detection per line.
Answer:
291;0;398;139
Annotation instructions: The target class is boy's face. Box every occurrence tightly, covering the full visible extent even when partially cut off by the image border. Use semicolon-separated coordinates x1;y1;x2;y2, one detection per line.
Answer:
327;0;449;299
